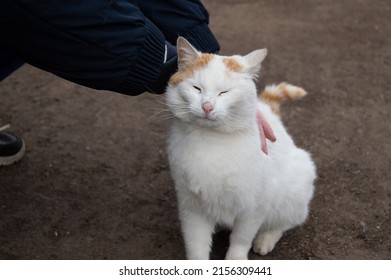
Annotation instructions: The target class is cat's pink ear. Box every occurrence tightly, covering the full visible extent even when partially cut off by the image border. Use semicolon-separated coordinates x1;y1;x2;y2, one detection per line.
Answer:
243;49;267;76
176;37;201;70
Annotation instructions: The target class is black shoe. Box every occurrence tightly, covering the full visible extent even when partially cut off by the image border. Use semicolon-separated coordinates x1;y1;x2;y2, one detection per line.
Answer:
0;124;25;166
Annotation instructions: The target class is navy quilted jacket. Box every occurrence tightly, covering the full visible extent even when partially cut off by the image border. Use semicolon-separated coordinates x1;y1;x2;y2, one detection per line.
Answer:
0;0;219;95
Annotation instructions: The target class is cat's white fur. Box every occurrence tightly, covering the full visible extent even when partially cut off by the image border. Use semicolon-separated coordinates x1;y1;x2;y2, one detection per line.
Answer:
165;37;316;260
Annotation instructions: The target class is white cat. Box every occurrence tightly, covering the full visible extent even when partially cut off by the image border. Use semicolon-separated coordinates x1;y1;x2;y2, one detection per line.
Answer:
165;37;316;260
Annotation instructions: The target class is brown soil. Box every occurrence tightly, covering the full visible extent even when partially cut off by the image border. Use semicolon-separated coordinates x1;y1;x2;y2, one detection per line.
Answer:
0;0;390;259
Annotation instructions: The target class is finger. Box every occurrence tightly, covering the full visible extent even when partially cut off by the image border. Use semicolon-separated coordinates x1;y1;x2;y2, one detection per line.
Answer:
259;120;268;155
257;112;268;154
257;111;276;142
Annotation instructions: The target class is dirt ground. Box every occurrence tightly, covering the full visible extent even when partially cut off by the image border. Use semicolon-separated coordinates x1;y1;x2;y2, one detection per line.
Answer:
0;0;390;260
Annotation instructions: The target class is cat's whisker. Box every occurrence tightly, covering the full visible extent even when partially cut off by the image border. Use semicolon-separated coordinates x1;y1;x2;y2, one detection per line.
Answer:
147;110;183;123
145;106;178;122
147;109;191;123
145;93;170;109
151;97;166;106
146;111;170;123
145;107;170;111
145;97;190;123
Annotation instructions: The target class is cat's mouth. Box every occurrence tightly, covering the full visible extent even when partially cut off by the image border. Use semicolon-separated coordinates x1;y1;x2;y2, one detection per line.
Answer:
192;114;219;128
203;115;215;120
200;113;218;122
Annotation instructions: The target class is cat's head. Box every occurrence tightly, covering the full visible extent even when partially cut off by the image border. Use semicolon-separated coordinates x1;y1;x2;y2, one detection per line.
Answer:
165;37;267;132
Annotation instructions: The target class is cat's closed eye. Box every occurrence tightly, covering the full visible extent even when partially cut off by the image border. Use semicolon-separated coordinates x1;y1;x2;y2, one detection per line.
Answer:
219;90;229;96
193;86;201;92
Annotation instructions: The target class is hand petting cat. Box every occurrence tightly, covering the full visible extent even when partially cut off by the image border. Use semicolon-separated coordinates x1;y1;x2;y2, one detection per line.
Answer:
257;110;276;154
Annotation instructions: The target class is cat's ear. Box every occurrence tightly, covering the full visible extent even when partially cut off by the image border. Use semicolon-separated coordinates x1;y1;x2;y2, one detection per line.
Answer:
176;36;201;70
243;49;268;76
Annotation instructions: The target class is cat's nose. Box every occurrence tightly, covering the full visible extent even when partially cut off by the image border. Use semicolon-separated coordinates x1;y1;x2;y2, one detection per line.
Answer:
202;102;214;114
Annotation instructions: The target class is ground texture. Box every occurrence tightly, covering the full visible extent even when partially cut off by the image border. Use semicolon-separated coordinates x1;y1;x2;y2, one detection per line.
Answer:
0;0;390;259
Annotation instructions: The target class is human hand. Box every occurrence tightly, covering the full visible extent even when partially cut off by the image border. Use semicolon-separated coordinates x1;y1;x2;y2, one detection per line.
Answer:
256;110;276;155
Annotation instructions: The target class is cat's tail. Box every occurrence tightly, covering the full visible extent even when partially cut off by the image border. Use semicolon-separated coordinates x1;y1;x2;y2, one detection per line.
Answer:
259;82;307;115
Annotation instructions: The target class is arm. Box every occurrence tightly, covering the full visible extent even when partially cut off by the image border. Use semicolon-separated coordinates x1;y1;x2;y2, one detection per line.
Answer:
137;0;220;54
1;1;216;95
137;0;220;94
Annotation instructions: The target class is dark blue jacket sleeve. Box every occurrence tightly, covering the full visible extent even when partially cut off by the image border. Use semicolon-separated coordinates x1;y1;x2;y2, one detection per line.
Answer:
138;0;220;53
0;48;24;81
0;0;219;95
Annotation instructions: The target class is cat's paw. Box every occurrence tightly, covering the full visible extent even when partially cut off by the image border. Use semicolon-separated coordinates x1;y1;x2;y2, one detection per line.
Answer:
225;252;248;260
187;252;210;260
252;230;283;256
225;245;249;260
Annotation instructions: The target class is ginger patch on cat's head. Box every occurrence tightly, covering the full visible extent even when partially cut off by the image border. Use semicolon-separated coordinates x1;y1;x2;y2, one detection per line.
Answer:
223;57;243;73
169;53;214;85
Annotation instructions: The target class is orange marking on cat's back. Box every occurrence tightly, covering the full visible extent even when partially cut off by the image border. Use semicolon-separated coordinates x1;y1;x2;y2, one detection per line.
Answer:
169;54;214;85
223;57;243;73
